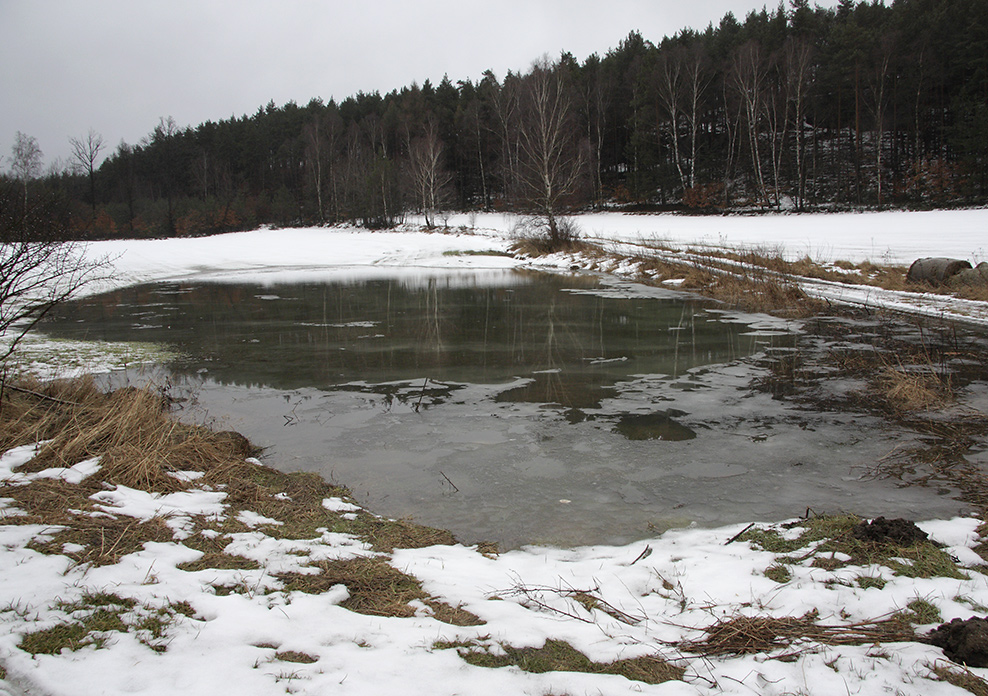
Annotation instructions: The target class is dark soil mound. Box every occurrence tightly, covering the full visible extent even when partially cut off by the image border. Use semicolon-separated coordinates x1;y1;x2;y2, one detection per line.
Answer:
928;618;988;667
851;517;928;545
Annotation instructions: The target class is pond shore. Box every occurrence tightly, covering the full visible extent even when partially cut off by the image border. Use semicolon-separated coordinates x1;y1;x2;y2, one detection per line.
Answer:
4;215;988;694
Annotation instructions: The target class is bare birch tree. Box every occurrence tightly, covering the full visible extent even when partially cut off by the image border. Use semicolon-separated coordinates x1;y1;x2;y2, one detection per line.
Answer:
408;124;451;228
867;33;895;206
682;44;711;191
9;132;43;210
518;57;585;247
303;117;326;221
732;42;770;206
655;48;688;193
783;38;815;209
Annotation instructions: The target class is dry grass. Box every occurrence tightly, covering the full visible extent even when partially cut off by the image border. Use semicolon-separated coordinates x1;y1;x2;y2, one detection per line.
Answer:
19;591;192;655
1;476;176;566
212;460;454;551
678;612;917;658
509;236;595;257
515;232;988;320
275;556;482;625
930;663;988;696
275;650;319;664
0;376;254;492
875;363;953;413
176;552;260;572
822;335;963;416
0;375;458;583
680;264;822;316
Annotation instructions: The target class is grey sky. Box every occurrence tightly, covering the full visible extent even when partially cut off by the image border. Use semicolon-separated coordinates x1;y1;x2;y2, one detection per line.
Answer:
1;1;792;169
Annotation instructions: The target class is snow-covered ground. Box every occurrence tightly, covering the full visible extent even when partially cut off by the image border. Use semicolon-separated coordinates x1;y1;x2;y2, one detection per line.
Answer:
1;445;985;696
75;209;988;326
3;210;988;695
438;209;988;266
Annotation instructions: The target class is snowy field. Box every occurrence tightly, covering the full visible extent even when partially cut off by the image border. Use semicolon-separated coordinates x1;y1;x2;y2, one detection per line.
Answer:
80;209;988;290
74;208;988;326
3;210;988;695
442;209;988;266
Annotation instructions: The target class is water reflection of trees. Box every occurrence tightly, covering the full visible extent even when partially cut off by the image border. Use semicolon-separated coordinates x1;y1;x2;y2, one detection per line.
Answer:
40;276;773;393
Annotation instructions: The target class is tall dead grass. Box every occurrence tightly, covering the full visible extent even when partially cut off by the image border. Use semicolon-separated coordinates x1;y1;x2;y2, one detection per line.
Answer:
0;376;253;492
877;364;953;413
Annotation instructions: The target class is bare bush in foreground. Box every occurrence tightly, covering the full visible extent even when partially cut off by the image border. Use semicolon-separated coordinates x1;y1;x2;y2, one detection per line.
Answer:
0;181;108;363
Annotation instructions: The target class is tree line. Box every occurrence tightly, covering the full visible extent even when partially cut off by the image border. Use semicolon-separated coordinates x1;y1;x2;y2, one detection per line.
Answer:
5;0;988;242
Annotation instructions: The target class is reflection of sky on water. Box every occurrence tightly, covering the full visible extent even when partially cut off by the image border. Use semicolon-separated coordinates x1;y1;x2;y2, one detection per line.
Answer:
40;271;970;549
166;266;526;289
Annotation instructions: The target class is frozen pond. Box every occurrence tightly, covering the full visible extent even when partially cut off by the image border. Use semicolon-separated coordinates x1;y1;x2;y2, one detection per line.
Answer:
40;269;969;548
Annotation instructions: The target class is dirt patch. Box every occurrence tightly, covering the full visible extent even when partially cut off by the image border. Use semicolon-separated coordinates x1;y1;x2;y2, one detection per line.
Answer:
929;617;988;667
852;517;929;545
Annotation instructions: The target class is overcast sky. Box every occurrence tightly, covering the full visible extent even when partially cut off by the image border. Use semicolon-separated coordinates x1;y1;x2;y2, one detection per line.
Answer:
1;1;799;169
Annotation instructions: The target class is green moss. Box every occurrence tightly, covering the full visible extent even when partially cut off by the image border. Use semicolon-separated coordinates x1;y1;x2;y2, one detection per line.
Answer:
765;564;792;584
903;598;942;624
453;639;683;685
741;515;969;580
20;594;193;655
857;575;887;590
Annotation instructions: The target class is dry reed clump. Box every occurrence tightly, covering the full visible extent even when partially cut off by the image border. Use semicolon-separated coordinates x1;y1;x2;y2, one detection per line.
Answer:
680;266;821;316
0;375;456;569
824;339;962;416
509;235;596;257
677;612;917;658
954;285;988;303
875;364;953;413
0;376;256;492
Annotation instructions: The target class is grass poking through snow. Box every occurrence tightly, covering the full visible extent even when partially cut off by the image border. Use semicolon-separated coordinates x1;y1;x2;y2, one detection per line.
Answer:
449;638;684;685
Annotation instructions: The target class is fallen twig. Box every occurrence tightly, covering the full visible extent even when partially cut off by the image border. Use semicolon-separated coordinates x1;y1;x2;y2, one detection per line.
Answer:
7;384;80;407
725;523;755;545
440;471;459;492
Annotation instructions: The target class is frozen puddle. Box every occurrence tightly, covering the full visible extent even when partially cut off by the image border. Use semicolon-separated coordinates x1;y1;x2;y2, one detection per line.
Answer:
39;270;971;548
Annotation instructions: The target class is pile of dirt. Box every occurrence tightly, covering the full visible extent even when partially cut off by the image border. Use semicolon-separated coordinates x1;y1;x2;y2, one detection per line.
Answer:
928;617;988;667
851;517;929;545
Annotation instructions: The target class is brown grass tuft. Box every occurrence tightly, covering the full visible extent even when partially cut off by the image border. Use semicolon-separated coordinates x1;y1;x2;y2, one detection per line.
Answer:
275;650;319;664
275;556;482;625
876;364;952;413
176;552;260;572
930;663;988;696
